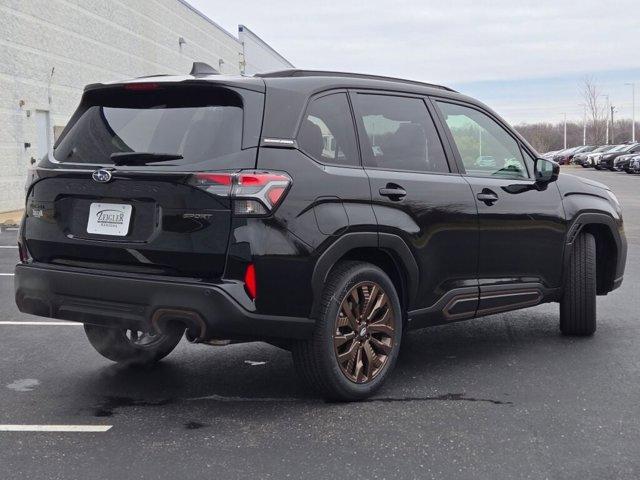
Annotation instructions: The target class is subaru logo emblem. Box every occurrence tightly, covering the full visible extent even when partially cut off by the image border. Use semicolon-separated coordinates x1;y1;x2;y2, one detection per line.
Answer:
92;169;112;183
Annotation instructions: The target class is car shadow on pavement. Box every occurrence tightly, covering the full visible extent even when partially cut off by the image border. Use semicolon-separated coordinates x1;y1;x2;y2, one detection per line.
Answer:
69;303;603;419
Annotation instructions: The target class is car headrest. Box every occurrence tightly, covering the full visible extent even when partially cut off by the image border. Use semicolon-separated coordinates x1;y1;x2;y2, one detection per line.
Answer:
299;119;324;160
381;123;426;170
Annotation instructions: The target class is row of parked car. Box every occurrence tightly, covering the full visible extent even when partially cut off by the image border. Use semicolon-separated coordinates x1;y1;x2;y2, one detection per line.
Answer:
542;142;640;173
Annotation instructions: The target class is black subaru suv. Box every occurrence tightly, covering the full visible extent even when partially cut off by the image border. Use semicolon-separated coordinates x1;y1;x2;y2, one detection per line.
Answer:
15;65;627;401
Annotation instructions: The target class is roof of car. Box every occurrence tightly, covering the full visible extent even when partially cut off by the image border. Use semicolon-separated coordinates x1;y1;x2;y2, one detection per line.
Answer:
255;69;457;92
86;67;462;99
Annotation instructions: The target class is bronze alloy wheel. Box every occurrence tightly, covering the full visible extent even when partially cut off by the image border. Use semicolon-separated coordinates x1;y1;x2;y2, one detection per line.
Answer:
333;281;396;383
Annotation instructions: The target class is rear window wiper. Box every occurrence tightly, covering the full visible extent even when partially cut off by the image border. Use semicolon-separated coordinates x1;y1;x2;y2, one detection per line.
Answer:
110;152;183;166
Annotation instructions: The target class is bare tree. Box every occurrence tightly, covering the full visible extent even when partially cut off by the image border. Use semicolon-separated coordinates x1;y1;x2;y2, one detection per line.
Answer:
582;76;607;144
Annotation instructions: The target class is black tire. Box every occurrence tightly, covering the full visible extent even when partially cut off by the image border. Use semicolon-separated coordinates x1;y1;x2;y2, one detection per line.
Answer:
84;324;183;365
560;232;596;336
292;261;403;401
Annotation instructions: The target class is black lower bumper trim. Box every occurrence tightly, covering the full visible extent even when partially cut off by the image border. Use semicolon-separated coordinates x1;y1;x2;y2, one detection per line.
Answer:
14;263;314;340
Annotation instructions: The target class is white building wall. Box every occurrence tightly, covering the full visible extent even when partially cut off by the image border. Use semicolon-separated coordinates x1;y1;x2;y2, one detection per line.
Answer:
239;25;293;76
0;0;292;213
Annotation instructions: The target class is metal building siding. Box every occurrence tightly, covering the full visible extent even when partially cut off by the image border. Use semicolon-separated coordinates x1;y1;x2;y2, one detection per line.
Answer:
0;0;243;211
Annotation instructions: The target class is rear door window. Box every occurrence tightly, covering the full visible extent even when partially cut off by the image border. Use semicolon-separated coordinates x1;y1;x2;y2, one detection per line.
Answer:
54;86;244;166
352;93;449;173
297;92;359;166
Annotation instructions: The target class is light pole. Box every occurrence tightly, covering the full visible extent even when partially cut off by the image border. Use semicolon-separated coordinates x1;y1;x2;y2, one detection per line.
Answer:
562;113;567;149
611;104;616;142
582;104;587;145
626;83;636;142
604;95;610;144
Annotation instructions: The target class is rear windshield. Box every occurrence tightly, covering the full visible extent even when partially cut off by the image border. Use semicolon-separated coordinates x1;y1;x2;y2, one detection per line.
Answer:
54;86;243;166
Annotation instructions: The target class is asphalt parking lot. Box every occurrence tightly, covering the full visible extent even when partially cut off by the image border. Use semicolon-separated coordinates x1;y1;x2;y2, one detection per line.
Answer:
1;166;640;480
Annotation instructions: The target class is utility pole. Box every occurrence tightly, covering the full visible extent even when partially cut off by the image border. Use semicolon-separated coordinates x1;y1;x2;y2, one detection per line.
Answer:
563;113;567;149
626;83;636;142
583;104;587;145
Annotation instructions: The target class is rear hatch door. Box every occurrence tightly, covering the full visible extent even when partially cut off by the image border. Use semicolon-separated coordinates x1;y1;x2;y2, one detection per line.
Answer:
24;81;264;279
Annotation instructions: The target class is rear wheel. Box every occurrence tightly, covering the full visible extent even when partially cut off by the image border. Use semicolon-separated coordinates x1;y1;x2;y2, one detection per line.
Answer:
560;232;596;336
84;324;183;365
293;261;402;401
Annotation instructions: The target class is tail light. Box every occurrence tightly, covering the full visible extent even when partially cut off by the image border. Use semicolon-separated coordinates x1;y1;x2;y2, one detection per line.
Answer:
18;239;30;263
191;170;291;216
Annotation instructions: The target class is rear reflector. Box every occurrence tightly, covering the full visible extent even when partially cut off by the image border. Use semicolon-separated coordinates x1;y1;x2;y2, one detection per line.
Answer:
191;171;291;216
244;264;257;300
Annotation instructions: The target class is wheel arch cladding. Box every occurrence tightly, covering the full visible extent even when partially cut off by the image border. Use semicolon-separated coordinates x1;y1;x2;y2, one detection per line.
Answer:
565;213;625;295
310;233;419;319
581;223;617;294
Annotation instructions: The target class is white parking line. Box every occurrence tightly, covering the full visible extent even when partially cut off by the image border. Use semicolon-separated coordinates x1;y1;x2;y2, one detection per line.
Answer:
0;246;17;248
0;425;112;432
0;321;82;326
0;273;14;276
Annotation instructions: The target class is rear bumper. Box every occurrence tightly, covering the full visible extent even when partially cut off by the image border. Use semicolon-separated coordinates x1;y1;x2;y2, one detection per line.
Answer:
14;263;314;340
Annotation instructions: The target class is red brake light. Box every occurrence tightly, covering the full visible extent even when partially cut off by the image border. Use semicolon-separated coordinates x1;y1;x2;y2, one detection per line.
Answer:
124;83;160;91
195;173;233;185
238;173;289;186
244;264;257;300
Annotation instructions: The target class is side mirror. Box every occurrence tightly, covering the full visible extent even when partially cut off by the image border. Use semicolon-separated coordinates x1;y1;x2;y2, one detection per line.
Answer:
534;158;559;184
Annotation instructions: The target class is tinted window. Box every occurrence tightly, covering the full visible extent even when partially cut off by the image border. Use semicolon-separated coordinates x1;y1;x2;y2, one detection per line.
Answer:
54;86;243;166
298;93;359;166
522;148;536;175
627;144;640;153
354;94;449;173
436;101;528;179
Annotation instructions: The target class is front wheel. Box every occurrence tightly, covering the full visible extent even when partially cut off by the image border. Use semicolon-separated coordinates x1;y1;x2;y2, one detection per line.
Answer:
84;324;183;365
293;261;402;401
560;232;596;336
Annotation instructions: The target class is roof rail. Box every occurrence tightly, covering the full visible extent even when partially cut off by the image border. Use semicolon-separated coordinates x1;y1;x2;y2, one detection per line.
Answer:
255;69;456;92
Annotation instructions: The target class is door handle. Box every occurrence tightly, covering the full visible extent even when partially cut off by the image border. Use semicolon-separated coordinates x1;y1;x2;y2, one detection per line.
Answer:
379;185;407;200
477;189;498;205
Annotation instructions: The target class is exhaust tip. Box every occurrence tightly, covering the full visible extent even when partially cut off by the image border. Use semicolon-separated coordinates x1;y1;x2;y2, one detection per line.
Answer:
151;308;206;341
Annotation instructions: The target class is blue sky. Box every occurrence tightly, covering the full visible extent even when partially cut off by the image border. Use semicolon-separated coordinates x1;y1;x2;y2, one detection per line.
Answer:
189;0;640;125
